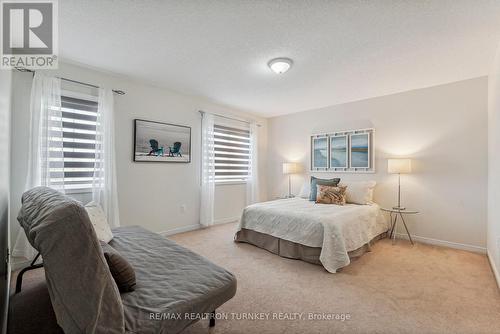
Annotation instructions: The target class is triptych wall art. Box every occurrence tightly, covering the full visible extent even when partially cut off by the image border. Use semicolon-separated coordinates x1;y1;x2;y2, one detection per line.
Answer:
311;128;374;173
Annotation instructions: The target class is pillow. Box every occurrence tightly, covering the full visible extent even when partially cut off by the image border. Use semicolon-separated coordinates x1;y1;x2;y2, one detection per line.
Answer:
339;181;376;205
85;202;113;243
309;176;341;201
315;185;347;205
298;181;311;198
100;241;136;292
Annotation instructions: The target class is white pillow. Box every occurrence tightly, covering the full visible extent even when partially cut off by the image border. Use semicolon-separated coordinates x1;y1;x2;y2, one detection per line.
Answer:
339;181;376;205
85;202;113;243
298;181;311;199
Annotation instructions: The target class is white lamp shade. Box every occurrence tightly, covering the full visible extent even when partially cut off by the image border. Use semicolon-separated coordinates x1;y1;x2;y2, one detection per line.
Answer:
283;162;300;174
388;159;412;174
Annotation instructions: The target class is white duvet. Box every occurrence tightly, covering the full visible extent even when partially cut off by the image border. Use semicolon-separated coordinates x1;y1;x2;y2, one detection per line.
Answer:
237;198;389;273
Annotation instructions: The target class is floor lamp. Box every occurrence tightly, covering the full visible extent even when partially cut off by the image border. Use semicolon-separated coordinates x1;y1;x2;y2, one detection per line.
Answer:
387;159;412;210
282;162;300;198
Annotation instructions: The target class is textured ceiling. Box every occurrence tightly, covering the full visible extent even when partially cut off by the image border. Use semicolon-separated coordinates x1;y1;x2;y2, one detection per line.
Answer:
59;1;500;117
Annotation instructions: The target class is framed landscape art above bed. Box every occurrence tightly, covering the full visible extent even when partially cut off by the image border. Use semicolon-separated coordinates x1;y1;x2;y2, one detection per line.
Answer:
311;128;374;173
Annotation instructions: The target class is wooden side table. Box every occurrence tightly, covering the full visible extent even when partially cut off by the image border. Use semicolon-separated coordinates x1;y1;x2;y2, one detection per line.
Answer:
381;208;419;245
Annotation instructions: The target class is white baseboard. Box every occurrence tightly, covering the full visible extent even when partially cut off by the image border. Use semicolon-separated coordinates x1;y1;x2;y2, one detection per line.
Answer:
214;216;239;225
158;223;201;237
158;217;238;237
395;233;487;254
487;251;500;290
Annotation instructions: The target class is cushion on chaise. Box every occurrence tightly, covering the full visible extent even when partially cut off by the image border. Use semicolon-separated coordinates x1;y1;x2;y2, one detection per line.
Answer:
100;241;137;292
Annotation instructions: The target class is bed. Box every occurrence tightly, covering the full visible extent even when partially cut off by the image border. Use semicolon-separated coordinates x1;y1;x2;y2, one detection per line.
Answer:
235;197;389;273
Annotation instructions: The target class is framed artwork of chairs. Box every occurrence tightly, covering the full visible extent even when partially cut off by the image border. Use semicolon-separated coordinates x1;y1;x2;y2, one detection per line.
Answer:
133;119;191;163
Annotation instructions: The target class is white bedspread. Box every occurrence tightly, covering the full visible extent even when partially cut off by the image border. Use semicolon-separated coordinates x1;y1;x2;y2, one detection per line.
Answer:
237;198;389;273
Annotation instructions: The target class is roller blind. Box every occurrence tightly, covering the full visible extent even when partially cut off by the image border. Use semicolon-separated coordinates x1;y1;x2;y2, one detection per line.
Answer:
49;95;98;192
214;124;250;183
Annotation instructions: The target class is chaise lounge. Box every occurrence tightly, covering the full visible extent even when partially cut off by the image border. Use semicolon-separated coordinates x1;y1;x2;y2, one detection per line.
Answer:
13;187;237;333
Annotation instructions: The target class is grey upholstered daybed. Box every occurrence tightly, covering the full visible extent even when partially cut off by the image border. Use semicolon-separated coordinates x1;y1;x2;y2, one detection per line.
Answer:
15;187;237;334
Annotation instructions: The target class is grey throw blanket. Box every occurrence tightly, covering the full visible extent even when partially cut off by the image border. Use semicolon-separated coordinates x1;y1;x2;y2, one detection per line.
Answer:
17;187;125;334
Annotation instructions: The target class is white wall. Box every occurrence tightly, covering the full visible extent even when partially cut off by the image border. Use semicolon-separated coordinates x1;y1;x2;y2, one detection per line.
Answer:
0;70;12;334
267;77;488;251
9;62;267;245
215;183;247;224
488;44;500;287
9;72;31;252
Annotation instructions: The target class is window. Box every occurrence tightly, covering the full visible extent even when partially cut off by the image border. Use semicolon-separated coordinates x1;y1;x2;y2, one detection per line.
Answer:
214;124;251;183
49;94;98;192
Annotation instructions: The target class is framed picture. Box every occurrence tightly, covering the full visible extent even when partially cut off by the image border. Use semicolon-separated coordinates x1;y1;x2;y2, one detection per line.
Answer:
310;128;374;172
134;119;191;163
330;135;348;168
349;133;370;168
312;136;328;169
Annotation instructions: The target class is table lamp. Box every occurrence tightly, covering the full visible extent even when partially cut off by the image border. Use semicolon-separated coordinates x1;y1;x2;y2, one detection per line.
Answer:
282;162;300;198
387;159;412;210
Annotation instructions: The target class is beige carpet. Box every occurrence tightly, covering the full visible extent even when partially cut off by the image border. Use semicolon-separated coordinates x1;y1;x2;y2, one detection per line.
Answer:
170;222;500;334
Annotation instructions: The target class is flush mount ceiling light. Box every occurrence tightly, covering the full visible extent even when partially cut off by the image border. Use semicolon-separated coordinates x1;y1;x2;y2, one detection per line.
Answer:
268;58;293;74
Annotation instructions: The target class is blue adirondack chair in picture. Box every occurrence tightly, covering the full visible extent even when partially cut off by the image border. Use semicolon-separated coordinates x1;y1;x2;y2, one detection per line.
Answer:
169;142;182;157
147;139;158;155
147;139;164;156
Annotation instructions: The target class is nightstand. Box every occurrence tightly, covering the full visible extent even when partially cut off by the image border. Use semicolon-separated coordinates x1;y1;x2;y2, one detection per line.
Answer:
381;208;419;245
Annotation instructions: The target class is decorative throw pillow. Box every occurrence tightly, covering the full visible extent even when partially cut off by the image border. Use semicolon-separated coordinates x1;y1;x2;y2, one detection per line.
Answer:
100;241;136;292
316;185;347;205
85;202;113;243
309;176;341;201
339;181;376;205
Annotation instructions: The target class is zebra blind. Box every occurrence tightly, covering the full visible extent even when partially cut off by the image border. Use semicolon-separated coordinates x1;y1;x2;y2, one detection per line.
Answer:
49;95;98;192
214;124;251;183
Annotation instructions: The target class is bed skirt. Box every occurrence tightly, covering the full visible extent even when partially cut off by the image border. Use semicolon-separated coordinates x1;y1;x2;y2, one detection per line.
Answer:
234;229;387;268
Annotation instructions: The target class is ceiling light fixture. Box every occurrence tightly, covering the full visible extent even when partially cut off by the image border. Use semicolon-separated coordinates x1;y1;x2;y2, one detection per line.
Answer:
268;58;293;74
